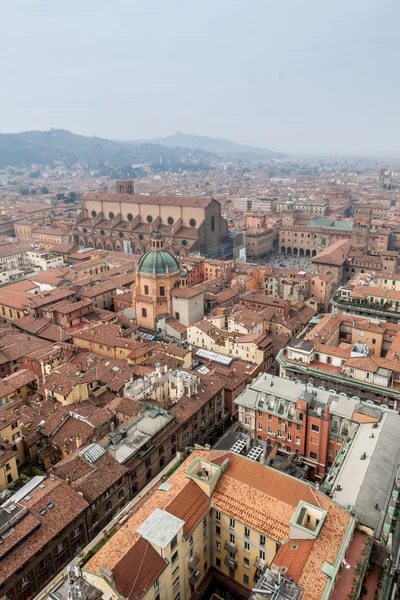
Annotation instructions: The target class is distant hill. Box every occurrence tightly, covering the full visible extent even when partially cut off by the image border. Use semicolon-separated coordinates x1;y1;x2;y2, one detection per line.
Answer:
145;132;283;160
0;129;216;168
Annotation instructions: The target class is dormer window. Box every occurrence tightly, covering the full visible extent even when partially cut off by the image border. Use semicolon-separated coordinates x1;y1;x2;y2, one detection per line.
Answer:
290;501;327;540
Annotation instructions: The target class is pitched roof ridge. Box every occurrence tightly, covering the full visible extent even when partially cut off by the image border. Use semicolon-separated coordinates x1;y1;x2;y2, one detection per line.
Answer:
126;537;150;600
308;484;323;508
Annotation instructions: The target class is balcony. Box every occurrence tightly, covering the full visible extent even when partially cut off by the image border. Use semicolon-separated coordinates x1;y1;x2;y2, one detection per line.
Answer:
189;553;200;571
189;569;201;586
254;557;266;569
224;540;237;554
224;555;238;569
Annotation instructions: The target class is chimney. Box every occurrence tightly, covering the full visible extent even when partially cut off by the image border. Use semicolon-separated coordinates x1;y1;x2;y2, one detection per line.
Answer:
76;435;83;449
221;458;230;471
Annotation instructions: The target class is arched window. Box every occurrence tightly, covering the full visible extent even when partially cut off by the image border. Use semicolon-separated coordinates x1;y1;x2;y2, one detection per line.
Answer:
128;185;132;193
211;216;215;232
119;185;123;193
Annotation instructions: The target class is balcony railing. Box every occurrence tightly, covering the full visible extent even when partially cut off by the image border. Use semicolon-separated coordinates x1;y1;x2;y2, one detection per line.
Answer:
189;569;201;585
254;557;266;569
224;540;237;554
189;554;200;571
224;555;238;569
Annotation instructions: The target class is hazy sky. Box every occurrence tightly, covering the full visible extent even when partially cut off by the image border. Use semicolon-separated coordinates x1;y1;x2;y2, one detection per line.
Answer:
1;0;399;154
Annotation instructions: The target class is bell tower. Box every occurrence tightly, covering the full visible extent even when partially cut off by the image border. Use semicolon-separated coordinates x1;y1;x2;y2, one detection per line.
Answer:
282;192;296;227
351;207;371;251
116;179;134;194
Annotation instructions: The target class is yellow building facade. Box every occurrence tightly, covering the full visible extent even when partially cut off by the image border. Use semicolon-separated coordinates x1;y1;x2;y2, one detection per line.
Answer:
83;451;354;600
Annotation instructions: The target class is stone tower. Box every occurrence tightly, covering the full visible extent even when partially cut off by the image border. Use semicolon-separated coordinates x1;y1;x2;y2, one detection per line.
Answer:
116;179;134;194
351;207;372;251
282;192;296;227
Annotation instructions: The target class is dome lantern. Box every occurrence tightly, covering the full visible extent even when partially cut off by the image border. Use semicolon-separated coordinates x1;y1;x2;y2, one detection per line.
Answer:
180;269;189;287
137;230;180;276
151;227;164;250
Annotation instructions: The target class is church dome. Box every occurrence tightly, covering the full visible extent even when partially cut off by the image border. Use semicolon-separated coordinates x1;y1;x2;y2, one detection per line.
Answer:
138;228;180;275
180;269;188;279
138;248;180;275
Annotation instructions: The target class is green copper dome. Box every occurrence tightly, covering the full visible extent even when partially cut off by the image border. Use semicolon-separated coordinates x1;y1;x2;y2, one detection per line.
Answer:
151;227;164;240
138;248;180;275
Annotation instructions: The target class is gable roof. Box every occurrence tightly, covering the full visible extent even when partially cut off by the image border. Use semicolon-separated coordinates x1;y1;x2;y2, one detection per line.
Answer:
166;479;210;536
85;192;214;208
112;536;167;600
312;239;350;266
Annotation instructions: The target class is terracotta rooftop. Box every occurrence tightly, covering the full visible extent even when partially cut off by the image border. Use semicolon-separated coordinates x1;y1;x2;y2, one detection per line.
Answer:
169;377;225;424
311;239;350;266
0;331;51;364
27;288;76;308
84;192;214;208
165;317;187;335
112;536;167;600
0;478;88;586
171;285;204;299
166;479;210;536
51;451;128;504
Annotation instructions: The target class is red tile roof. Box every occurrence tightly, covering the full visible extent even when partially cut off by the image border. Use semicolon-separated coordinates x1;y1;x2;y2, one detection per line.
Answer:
273;539;315;581
0;479;88;585
112;536;167;600
166;479;210;536
85;192;213;208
